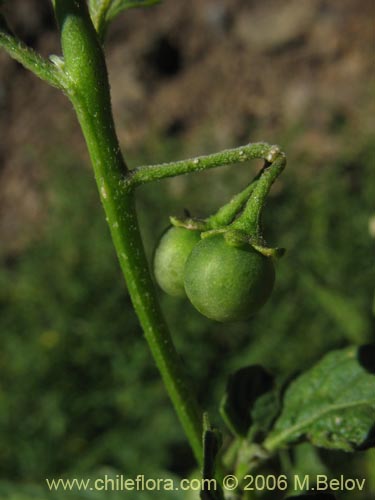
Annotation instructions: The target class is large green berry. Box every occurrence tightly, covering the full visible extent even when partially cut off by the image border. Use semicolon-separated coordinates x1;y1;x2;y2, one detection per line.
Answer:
153;226;201;297
184;234;275;322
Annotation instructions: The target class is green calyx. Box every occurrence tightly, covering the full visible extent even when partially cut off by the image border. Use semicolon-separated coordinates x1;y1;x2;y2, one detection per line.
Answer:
200;228;285;260
169;215;208;232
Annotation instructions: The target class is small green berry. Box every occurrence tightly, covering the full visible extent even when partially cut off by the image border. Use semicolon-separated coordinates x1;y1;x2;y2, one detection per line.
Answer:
184;234;275;322
154;226;201;297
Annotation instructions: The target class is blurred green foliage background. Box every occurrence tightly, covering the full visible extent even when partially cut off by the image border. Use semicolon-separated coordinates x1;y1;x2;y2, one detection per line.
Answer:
0;132;374;499
0;0;374;499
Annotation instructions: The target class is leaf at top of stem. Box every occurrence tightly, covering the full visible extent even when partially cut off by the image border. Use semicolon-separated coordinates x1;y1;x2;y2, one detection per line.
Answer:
107;0;162;20
264;345;375;453
89;0;162;40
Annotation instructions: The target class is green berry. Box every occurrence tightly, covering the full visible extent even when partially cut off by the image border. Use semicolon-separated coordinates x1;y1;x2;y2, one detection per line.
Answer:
154;226;201;297
184;234;275;322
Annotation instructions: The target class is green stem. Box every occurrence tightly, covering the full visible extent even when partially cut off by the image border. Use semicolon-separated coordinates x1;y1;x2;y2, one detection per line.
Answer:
127;142;277;187
2;0;288;474
207;174;260;229
53;0;203;465
0;13;64;88
170;174;260;232
231;150;286;237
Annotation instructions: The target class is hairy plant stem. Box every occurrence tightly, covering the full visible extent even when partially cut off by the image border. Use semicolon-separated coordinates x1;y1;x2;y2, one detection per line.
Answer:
0;13;63;88
1;0;287;477
128;142;275;187
53;0;204;465
231;148;286;237
207;177;259;229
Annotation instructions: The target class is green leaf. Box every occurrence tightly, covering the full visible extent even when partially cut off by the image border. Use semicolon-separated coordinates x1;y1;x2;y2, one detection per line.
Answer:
220;365;277;437
88;0;112;35
264;345;375;453
88;0;105;16
88;0;161;40
248;375;286;443
106;0;162;21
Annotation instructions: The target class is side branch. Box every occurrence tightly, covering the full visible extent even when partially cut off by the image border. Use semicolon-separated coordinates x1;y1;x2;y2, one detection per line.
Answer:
127;142;281;188
0;14;64;89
